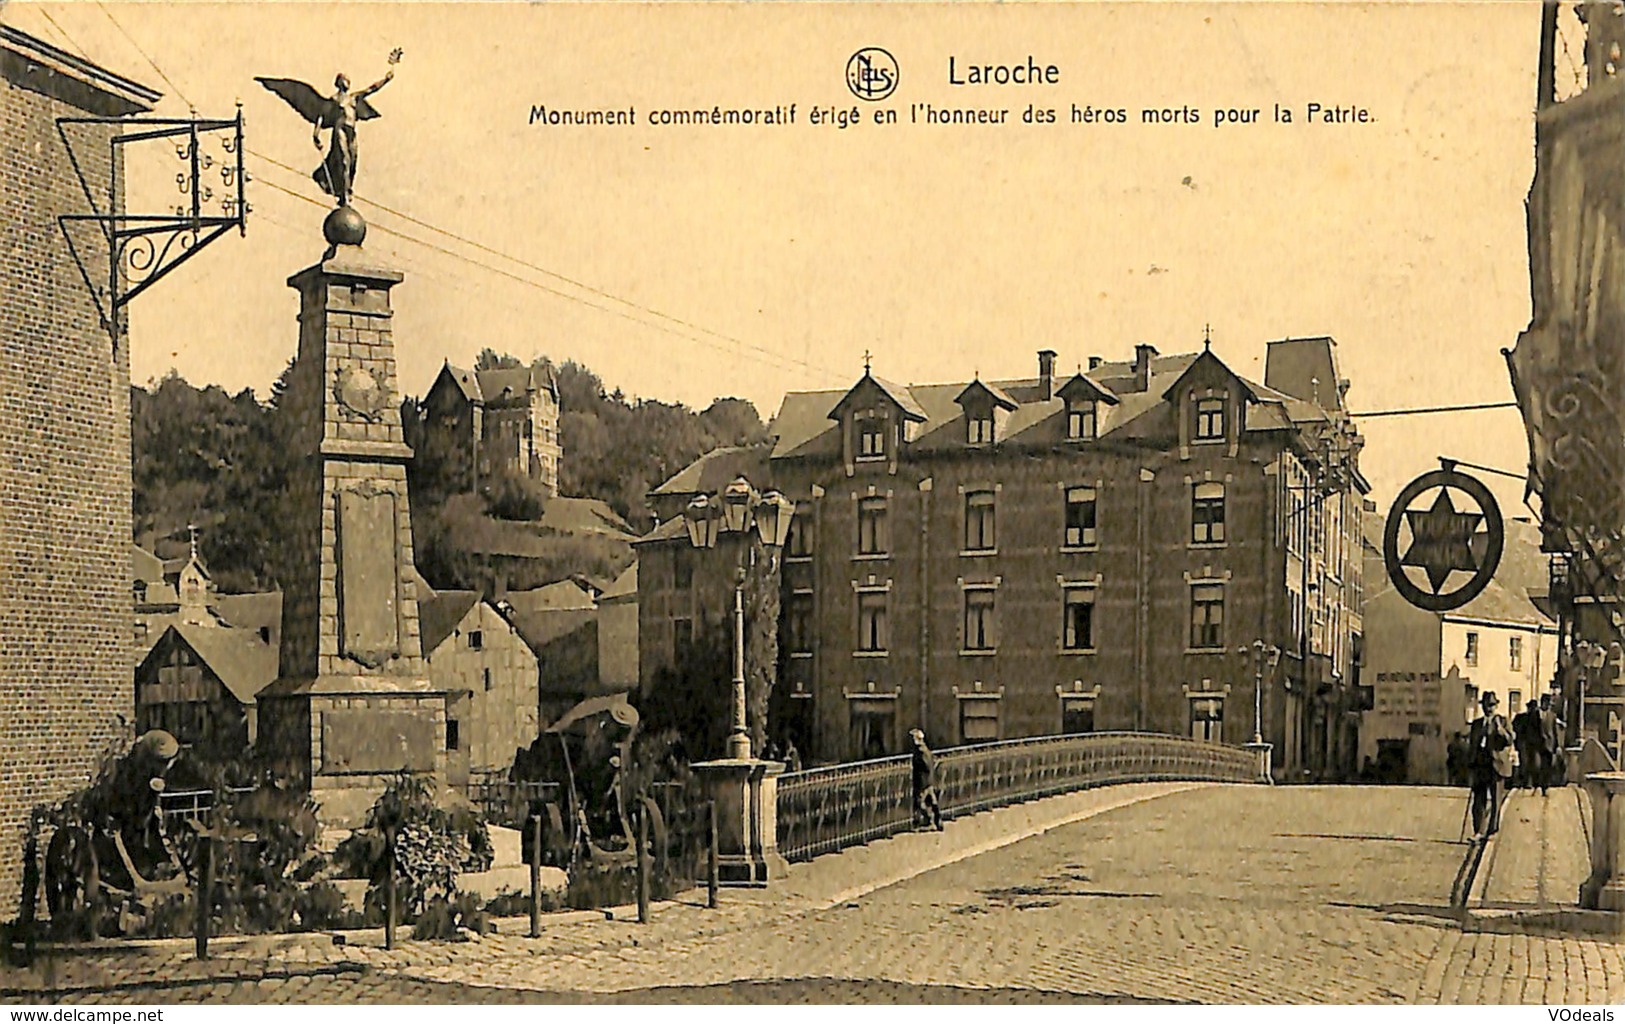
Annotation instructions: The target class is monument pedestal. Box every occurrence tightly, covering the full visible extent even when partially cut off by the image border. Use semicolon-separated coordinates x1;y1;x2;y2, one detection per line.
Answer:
1579;772;1625;912
1243;741;1274;785
692;758;788;886
257;245;445;826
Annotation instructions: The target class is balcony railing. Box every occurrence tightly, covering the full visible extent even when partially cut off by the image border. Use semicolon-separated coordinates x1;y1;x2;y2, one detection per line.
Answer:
776;731;1256;863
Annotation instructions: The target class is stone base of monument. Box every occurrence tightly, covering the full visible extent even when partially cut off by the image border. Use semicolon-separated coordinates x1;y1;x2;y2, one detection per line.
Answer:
1579;772;1625;913
692;758;789;886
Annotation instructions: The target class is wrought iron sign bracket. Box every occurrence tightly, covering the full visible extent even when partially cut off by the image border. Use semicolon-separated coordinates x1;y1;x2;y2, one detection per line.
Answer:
55;109;249;348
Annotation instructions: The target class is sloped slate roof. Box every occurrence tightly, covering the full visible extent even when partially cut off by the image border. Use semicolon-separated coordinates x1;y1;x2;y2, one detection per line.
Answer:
167;622;280;705
599;561;638;603
440;363;482;403
419;590;480;655
132;545;166;585
650;444;772;497
771;348;1324;460
213;591;282;633
476;366;536;403
506;580;596;614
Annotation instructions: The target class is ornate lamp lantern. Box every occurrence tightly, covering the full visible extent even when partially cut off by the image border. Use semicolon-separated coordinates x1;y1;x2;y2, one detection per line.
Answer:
684;494;720;549
722;477;756;535
753;490;796;551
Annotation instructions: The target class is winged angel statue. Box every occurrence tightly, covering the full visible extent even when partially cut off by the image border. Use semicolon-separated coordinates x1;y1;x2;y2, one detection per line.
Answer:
256;49;402;207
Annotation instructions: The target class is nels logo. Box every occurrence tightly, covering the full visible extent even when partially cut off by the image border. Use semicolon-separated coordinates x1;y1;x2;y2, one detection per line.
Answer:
847;48;898;101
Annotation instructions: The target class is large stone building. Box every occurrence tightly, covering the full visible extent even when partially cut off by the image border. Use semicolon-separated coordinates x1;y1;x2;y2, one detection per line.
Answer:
0;26;158;907
639;339;1369;775
419;361;562;496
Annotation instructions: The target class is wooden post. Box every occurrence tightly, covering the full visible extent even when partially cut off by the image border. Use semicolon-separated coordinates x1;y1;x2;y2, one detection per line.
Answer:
636;809;650;924
194;836;214;960
18;829;39;968
384;827;397;950
85;846;100;942
529;812;543;939
707;799;719;909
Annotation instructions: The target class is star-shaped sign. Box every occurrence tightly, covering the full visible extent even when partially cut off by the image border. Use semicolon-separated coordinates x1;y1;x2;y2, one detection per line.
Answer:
1401;489;1482;593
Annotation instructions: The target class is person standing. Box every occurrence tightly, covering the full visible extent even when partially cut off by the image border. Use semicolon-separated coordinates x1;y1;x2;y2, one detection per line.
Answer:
1539;693;1566;793
1468;691;1515;840
909;728;944;832
1512;700;1543;790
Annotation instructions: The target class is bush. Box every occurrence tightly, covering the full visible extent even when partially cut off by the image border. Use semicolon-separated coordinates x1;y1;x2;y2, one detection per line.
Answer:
294;881;351;932
347;774;494;922
566;861;637;910
141;893;195;939
481;888;538;918
413;892;493;942
482;471;550;522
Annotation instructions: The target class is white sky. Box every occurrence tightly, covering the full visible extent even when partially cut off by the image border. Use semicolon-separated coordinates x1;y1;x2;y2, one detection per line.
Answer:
9;1;1546;514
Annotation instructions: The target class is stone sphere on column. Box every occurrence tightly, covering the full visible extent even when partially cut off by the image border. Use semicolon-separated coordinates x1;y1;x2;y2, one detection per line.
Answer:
323;205;367;248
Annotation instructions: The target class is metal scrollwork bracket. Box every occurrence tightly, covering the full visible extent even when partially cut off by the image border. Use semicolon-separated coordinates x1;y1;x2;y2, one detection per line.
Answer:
55;106;250;351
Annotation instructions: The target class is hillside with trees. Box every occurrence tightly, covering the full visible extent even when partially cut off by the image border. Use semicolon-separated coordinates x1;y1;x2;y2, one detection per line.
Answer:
131;351;770;594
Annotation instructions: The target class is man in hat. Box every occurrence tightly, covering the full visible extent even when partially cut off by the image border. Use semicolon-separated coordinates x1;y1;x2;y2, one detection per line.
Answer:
1539;693;1566;793
1467;691;1515;839
1512;699;1543;790
910;728;944;832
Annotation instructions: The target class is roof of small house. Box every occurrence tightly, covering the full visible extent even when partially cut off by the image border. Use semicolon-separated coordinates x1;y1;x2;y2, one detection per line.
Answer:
419;590;481;654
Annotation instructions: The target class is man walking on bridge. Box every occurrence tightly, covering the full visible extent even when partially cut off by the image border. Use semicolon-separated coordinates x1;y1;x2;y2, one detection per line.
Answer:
1468;691;1514;840
910;728;944;832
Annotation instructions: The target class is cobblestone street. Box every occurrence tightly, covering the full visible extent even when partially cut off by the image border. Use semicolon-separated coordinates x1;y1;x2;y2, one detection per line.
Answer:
11;784;1622;1004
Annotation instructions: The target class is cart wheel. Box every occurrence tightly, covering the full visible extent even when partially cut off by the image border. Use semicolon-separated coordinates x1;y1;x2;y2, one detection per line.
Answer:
44;826;91;920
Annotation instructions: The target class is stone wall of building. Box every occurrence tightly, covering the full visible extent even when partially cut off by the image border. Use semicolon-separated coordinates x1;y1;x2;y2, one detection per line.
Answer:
428;601;539;785
0;64;135;908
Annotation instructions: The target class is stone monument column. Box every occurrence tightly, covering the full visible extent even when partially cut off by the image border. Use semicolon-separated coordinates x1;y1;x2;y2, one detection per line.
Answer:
257;237;447;827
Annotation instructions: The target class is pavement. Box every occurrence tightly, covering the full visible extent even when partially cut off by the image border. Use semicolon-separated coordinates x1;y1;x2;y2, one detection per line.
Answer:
1;780;1620;1004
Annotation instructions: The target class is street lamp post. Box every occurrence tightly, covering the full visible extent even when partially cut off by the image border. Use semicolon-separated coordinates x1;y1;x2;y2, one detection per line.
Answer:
1240;640;1281;783
683;476;794;885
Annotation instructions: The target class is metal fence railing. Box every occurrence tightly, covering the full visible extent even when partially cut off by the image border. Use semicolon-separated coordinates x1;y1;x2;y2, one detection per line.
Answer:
459;779;562;830
775;731;1256;863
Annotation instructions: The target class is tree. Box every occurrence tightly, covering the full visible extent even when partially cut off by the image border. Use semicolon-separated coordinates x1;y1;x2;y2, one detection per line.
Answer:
475;349;522;370
638;544;781;758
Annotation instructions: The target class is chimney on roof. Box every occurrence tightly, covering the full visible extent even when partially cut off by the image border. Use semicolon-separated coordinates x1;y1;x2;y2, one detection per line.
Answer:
1037;349;1057;401
1088;355;1103;371
1133;344;1159;392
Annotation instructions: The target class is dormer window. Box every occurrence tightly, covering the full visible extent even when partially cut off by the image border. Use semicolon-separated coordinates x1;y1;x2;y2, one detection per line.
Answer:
1195;397;1226;442
1067;401;1097;441
967;412;994;445
857;417;887;459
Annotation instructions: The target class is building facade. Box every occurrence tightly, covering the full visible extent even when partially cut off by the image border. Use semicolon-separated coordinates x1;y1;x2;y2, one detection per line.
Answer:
0;26;158;907
134;620;279;756
639;339;1369;771
1359;515;1559;783
419;361;562;496
418;592;541;787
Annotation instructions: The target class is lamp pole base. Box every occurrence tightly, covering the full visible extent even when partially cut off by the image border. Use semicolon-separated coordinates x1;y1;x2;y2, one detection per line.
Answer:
1579;772;1625;911
691;758;789;887
1243;741;1274;785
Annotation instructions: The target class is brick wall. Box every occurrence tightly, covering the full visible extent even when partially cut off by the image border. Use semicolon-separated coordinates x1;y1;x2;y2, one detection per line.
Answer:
0;79;132;909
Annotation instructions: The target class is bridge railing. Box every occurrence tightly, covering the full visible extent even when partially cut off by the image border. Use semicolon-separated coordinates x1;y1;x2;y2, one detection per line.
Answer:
776;731;1255;863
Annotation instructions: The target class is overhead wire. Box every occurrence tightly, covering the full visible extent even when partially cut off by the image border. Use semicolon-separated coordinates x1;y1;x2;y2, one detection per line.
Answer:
87;2;840;384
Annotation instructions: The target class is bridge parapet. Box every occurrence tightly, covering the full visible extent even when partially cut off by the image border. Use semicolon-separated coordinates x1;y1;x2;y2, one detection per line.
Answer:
777;732;1255;863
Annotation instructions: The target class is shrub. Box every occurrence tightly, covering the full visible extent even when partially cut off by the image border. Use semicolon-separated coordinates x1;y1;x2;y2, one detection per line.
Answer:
412;892;493;942
350;774;494;922
294;881;350;932
566;861;637;910
482;470;550;522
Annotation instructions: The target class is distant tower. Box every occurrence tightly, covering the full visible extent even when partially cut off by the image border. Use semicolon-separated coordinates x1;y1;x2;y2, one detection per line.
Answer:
530;361;561;496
